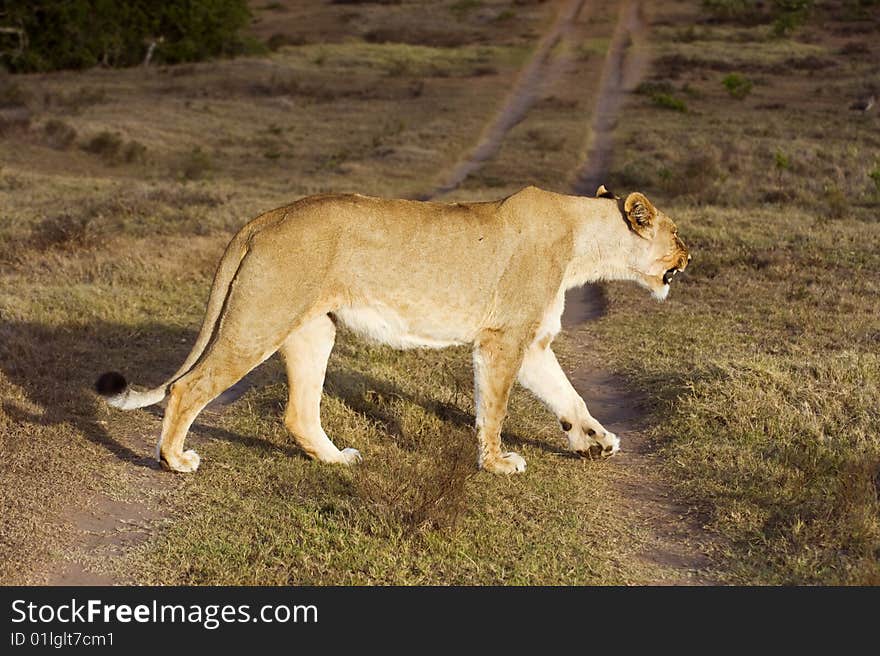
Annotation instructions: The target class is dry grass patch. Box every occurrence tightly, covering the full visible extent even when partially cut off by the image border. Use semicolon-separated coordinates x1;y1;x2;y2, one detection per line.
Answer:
591;0;880;584
0;0;673;586
129;332;661;585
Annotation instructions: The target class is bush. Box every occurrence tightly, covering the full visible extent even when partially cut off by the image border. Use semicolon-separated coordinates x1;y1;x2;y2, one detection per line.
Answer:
635;80;676;96
774;150;791;172
1;1;254;73
82;131;123;159
722;73;753;99
30;213;104;251
651;92;687;112
702;0;815;32
123;140;148;163
353;428;474;535
46;86;107;113
869;167;880;195
181;146;213;180
43;119;77;150
772;0;814;36
824;184;849;220
702;0;755;20
450;0;484;19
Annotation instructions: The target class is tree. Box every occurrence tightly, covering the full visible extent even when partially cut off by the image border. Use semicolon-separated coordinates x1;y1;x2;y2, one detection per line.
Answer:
0;0;254;73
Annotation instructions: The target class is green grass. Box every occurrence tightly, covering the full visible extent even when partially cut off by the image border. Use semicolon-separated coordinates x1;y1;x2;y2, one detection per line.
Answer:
650;92;687;112
721;73;753;99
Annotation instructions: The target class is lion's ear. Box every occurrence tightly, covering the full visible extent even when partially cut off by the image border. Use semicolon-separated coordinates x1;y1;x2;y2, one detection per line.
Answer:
596;184;616;199
624;192;656;235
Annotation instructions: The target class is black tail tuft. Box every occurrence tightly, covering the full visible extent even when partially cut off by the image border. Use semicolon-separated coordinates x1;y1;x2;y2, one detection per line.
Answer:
95;371;127;397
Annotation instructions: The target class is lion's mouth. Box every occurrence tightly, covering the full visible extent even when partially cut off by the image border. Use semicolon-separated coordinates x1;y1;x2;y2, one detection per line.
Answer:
662;268;679;285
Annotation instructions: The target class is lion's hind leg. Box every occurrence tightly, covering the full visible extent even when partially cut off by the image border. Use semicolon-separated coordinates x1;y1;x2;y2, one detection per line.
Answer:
158;343;272;473
279;314;361;466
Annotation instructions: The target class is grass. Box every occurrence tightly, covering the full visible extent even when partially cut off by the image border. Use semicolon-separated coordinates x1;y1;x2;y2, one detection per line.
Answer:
457;4;616;197
0;0;670;586
297;42;526;78
598;0;880;584
3;0;878;586
721;73;753;99
131;335;662;585
650;92;687;112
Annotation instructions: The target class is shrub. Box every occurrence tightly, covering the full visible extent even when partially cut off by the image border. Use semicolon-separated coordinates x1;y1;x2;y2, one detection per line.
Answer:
181;146;213;180
868;167;880;194
722;73;753;99
82;131;123;159
43;119;77;150
0;74;28;107
46;86;107;113
266;33;306;51
450;0;483;19
701;0;755;20
772;0;814;36
824;184;849;219
651;92;687;112
353;428;474;535
30;213;104;251
838;42;869;56
702;0;815;32
123;140;148;163
774;150;791;172
635;80;676;96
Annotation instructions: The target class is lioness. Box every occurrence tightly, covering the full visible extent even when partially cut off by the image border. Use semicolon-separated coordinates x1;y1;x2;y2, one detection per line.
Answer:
96;185;689;474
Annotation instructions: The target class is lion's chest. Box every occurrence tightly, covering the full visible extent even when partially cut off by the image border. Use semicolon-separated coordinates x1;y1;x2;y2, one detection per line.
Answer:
334;305;468;350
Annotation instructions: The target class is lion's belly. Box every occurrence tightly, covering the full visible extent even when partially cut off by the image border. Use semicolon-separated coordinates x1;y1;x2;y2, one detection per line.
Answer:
334;305;470;350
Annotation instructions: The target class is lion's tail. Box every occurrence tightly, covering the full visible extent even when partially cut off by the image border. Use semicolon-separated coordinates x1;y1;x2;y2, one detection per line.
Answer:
94;371;167;410
95;226;254;411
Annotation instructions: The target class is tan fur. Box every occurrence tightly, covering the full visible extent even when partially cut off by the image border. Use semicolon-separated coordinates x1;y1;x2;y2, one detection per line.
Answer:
101;185;689;474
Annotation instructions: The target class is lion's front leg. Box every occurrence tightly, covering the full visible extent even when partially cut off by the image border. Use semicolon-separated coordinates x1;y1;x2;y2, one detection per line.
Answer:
472;328;530;474
517;340;619;458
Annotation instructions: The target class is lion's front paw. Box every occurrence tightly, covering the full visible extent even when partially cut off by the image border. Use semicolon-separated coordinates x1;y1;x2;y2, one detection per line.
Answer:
481;451;527;474
160;449;201;473
597;431;620;458
569;424;620;459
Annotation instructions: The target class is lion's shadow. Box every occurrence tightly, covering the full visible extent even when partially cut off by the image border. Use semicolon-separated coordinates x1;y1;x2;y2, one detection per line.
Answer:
0;318;566;470
0;318;250;470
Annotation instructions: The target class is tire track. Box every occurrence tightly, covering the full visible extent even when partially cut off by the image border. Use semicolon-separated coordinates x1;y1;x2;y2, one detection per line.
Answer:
563;1;720;584
417;0;588;200
570;0;649;195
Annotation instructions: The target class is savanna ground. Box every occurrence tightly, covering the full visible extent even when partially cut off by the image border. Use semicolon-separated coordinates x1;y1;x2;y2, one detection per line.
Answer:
0;0;878;585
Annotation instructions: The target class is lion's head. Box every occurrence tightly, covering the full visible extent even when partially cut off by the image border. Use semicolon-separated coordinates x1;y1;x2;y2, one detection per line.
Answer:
599;187;690;300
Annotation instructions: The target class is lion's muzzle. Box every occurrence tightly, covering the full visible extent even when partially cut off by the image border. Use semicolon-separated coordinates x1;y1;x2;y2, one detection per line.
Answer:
663;252;691;285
